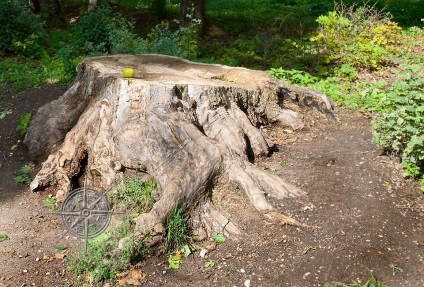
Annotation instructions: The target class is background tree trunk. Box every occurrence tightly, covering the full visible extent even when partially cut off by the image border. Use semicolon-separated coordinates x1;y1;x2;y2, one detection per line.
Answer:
24;54;332;242
180;0;208;37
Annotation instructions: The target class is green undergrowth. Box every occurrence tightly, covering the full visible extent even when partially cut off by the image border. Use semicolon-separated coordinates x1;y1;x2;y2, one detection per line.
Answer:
68;174;193;285
108;174;157;214
66;216;148;285
268;10;424;188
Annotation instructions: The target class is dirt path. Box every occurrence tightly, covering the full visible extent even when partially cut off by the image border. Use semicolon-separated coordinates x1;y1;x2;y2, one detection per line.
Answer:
1;87;423;287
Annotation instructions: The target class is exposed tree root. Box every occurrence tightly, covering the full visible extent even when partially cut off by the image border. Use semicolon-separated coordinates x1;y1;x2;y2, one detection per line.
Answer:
24;54;331;244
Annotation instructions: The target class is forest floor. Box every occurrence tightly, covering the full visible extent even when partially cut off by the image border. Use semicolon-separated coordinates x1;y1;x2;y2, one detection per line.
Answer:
0;85;423;287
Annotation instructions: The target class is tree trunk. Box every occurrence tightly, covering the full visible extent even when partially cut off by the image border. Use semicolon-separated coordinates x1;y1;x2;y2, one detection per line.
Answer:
24;54;332;243
180;0;208;37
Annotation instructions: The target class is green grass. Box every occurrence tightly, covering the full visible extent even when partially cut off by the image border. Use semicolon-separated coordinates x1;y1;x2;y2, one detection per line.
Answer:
66;217;149;285
348;269;389;287
108;175;156;214
164;204;191;252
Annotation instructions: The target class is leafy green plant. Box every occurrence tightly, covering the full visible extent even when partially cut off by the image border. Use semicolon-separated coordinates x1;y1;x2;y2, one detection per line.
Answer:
164;205;191;252
168;251;183;269
280;160;286;167
372;66;424;184
14;164;32;184
212;232;226;244
42;197;58;211
205;261;215;268
16;113;31;136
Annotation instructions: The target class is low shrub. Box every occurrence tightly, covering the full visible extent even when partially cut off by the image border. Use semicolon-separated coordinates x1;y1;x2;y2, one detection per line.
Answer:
0;0;45;58
311;2;402;70
372;64;424;185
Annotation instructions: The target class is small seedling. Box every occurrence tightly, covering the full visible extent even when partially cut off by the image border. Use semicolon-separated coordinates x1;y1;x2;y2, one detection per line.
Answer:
301;245;316;255
205;261;215;268
42;197;58;211
168;251;183;269
280;160;286;167
389;263;403;276
0;108;12;120
10;143;19;151
0;234;10;241
213;233;226;244
14;165;32;184
228;268;235;274
269;167;279;172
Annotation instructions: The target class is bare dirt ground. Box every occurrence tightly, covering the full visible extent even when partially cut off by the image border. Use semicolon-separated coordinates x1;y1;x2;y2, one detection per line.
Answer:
1;86;423;287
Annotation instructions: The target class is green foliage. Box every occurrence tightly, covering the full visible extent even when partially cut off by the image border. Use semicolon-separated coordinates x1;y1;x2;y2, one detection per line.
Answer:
268;68;318;85
311;2;402;70
212;233;226;244
16;113;31;136
108;175;156;214
0;56;79;91
168;252;183;269
205;261;215;268
14;164;32;184
164;205;191;252
0;0;45;58
42;197;58;211
67;7;140;56
372;65;424;183
66;217;146;284
148;19;200;59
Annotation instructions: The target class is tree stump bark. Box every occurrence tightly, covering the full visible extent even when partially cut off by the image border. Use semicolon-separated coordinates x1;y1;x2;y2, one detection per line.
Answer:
24;54;332;242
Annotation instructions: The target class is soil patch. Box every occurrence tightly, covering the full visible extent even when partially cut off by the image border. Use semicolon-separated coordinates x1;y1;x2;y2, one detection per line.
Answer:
0;86;423;287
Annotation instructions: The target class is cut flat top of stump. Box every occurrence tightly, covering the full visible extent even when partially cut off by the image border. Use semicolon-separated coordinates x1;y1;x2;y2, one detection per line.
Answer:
84;54;277;89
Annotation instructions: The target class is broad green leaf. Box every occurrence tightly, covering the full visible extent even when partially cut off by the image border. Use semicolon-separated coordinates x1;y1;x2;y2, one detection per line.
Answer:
213;233;226;244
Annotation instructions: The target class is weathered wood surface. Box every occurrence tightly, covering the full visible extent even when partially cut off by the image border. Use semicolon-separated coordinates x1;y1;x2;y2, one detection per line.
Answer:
24;54;332;241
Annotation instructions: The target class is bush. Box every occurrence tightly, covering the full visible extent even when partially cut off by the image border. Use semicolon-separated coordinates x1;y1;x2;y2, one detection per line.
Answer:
68;6;137;55
0;0;45;58
372;64;424;185
311;1;402;70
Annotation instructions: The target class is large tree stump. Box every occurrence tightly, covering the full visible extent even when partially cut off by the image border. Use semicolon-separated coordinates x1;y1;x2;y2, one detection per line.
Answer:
24;54;332;242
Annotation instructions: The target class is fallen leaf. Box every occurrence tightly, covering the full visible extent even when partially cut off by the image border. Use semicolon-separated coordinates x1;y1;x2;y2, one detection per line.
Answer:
43;255;53;262
54;252;67;259
117;267;147;286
